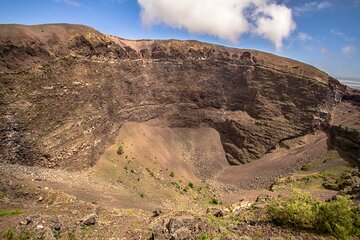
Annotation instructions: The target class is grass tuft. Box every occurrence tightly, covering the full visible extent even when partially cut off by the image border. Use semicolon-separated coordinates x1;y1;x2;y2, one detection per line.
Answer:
117;145;124;155
209;197;219;205
0;209;22;217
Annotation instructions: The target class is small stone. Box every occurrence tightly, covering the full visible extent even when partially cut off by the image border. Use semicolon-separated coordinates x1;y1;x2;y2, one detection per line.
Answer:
256;194;272;203
232;206;241;213
36;224;44;230
214;210;227;217
53;221;62;231
25;216;33;225
80;214;97;226
152;209;162;218
207;207;229;217
239;201;252;209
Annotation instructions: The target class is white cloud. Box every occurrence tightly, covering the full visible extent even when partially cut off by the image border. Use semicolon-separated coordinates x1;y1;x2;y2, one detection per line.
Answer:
330;29;344;36
294;1;333;14
317;1;333;9
320;47;330;54
253;3;296;50
137;0;296;50
297;32;312;42
54;0;81;7
342;45;356;56
330;29;355;42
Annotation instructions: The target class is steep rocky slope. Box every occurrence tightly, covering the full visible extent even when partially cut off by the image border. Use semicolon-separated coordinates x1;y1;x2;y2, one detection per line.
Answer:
0;24;349;170
2;23;360;240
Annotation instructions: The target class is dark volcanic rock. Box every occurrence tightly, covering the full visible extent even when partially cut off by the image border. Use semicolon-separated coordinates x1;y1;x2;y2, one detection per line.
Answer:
0;24;346;169
80;214;97;226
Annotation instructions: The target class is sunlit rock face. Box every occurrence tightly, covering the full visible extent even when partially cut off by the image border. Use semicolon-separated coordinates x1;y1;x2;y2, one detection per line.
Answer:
0;24;346;169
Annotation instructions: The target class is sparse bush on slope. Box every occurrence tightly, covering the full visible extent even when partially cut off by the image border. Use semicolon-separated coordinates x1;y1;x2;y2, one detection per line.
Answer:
268;189;360;239
117;145;124;155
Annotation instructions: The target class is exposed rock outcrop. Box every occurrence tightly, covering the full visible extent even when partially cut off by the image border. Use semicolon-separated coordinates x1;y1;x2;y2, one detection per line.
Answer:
0;24;347;169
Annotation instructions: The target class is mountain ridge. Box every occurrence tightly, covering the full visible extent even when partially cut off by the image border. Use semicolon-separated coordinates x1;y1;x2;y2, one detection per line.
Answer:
0;23;330;82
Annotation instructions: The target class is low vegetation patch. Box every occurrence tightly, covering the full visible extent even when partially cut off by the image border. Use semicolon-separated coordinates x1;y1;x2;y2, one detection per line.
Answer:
0;209;22;217
209;197;219;205
271;166;353;191
268;190;360;239
196;234;211;240
300;150;341;172
117;145;124;155
80;226;92;235
2;229;34;240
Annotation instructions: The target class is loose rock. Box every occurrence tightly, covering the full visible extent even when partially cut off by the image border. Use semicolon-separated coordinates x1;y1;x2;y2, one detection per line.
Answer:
80;213;97;226
152;209;162;218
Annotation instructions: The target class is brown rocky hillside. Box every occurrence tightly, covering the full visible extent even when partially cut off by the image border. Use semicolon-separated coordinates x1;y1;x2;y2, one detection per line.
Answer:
1;24;360;240
0;23;353;170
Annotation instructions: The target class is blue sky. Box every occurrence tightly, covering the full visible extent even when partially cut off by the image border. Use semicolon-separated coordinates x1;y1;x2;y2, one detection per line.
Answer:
0;0;359;83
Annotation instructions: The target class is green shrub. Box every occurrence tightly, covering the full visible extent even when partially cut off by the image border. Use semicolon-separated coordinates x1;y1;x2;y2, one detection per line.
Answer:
19;232;33;240
315;196;355;239
188;182;194;188
209;197;219;205
169;171;174;177
268;190;360;239
2;229;33;240
268;190;316;229
117;145;124;155
2;229;14;240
